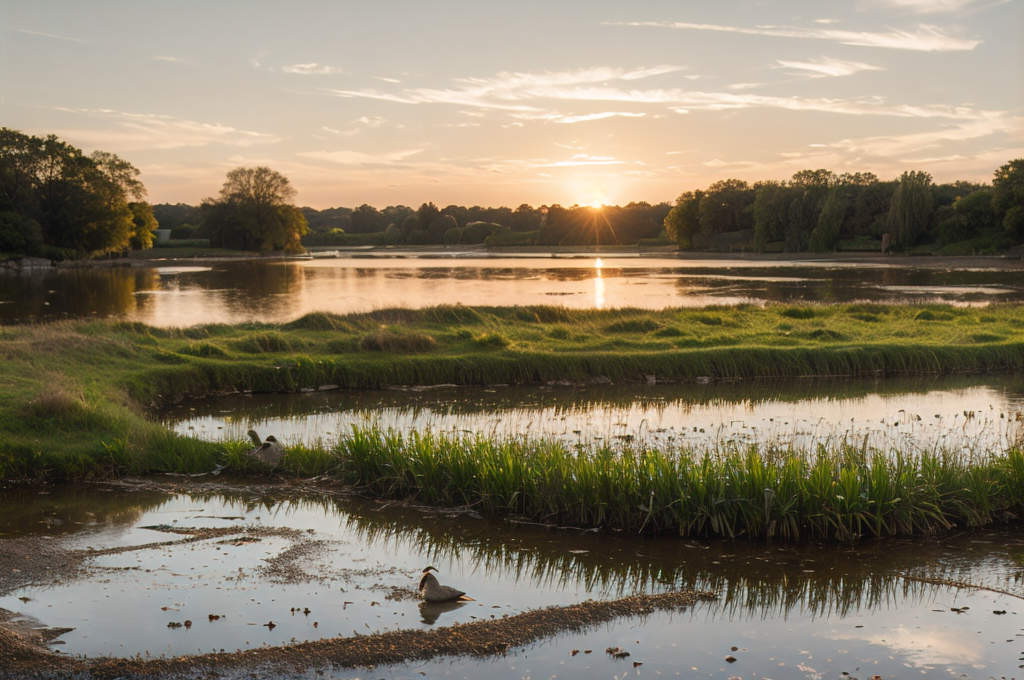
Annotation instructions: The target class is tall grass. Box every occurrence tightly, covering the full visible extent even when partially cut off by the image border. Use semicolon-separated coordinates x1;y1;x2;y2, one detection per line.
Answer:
329;428;1024;540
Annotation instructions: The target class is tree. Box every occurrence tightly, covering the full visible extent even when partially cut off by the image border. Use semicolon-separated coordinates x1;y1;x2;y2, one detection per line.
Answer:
992;159;1024;241
200;166;308;252
698;179;754;235
128;202;158;250
0;128;146;257
664;191;702;249
887;171;933;250
752;181;789;252
809;185;849;252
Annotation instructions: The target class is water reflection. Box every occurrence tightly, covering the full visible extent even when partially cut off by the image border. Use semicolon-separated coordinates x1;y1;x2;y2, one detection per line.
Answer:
0;485;1019;674
167;374;1024;454
2;256;1022;325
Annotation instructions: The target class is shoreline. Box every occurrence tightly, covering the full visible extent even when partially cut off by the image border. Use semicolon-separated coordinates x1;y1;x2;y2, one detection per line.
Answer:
2;247;1022;270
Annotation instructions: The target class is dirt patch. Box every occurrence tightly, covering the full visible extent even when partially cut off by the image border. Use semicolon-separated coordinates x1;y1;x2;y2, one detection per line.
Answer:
0;589;715;678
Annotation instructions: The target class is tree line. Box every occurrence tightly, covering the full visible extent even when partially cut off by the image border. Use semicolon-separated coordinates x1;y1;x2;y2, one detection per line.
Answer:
664;162;1024;254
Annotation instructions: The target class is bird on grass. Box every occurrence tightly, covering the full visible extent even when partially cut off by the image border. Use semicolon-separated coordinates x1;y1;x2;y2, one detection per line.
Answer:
247;429;285;466
418;566;474;603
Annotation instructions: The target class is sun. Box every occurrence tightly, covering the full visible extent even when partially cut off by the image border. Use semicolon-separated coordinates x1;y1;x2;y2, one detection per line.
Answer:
587;200;605;209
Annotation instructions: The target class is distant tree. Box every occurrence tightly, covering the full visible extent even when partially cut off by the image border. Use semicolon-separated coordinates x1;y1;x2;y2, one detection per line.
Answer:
809;185;849;252
887;171;934;250
790;169;837;189
128;201;158;250
417;202;441;229
200;166;308;252
698;179;754;235
992;159;1024;241
664;190;702;249
350;204;385;233
383;222;400;245
752;181;789;252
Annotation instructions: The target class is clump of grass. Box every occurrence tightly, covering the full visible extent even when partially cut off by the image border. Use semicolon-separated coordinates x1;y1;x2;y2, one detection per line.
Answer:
606;319;661;333
971;333;1004;343
334;427;1024;540
691;314;723;326
781;308;816;319
233;332;293;354
807;329;844;341
915;310;955;322
284;311;351;332
473;332;510;349
548;326;571;340
359;329;437;352
654;327;684;338
181;342;228;358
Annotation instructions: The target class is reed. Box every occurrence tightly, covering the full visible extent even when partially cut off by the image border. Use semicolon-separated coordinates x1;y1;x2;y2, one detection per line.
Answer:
326;427;1024;540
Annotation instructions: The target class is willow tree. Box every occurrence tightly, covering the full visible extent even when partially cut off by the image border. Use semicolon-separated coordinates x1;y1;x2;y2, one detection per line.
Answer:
664;190;702;249
887;171;933;250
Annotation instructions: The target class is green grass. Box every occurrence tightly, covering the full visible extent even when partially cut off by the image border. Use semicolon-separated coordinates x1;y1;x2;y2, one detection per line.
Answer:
326;428;1024;540
2;301;1024;512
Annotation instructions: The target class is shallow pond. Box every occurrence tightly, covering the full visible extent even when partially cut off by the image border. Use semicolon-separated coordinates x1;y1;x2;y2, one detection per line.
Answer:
0;484;1020;678
2;255;1022;326
166;374;1024;455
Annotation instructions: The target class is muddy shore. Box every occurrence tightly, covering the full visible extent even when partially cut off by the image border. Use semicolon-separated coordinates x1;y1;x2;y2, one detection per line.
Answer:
0;478;715;678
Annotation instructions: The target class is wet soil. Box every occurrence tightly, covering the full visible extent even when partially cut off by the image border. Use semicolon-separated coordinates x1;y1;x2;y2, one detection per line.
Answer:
0;587;712;678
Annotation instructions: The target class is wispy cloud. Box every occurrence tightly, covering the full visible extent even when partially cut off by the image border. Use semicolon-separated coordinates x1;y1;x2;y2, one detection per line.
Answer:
775;56;883;77
542;154;624;167
53;108;280;149
610;21;980;51
326;65;685;111
283;63;344;75
829;116;1016;156
299;149;424;165
861;0;985;13
325;65;1000;123
153;55;197;66
14;28;89;44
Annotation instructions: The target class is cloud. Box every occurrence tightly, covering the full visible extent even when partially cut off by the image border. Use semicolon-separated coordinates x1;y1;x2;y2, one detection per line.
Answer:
283;63;344;75
298;149;424;165
775;56;884;77
861;0;984;13
829;116;1015;156
326;65;685;111
14;28;89;44
52;108;281;149
610;21;980;51
542;154;624;167
325;65;1001;123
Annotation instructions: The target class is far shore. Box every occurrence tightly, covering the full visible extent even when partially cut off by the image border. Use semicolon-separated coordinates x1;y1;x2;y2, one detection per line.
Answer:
2;244;1021;270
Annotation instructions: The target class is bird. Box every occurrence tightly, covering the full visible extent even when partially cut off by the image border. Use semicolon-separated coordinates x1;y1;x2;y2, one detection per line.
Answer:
418;566;474;603
247;429;285;466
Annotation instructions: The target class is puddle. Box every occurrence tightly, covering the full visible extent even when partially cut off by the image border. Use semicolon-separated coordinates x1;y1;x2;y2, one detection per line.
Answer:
165;375;1024;454
1;484;1021;677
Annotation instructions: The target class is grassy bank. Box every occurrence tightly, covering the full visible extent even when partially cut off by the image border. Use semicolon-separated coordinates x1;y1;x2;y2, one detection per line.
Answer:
1;302;1023;535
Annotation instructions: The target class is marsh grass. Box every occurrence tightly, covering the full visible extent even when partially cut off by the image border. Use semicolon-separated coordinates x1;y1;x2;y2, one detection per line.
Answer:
2;302;1024;493
331;428;1023;540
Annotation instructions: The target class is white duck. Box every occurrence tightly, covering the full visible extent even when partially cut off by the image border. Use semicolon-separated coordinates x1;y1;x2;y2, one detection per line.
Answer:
418;566;473;603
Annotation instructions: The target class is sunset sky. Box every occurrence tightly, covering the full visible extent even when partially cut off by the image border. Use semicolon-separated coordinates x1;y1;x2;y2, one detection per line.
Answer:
2;0;1021;209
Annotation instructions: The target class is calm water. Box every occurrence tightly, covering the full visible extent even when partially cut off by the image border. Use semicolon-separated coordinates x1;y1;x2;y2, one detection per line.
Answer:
166;374;1024;454
0;486;1020;677
2;254;1022;326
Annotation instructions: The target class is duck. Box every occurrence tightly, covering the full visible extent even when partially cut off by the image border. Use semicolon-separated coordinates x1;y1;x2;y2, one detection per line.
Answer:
247;429;285;466
418;566;474;603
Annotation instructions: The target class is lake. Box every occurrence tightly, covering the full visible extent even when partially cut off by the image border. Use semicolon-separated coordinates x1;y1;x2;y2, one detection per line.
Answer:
2;253;1022;326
